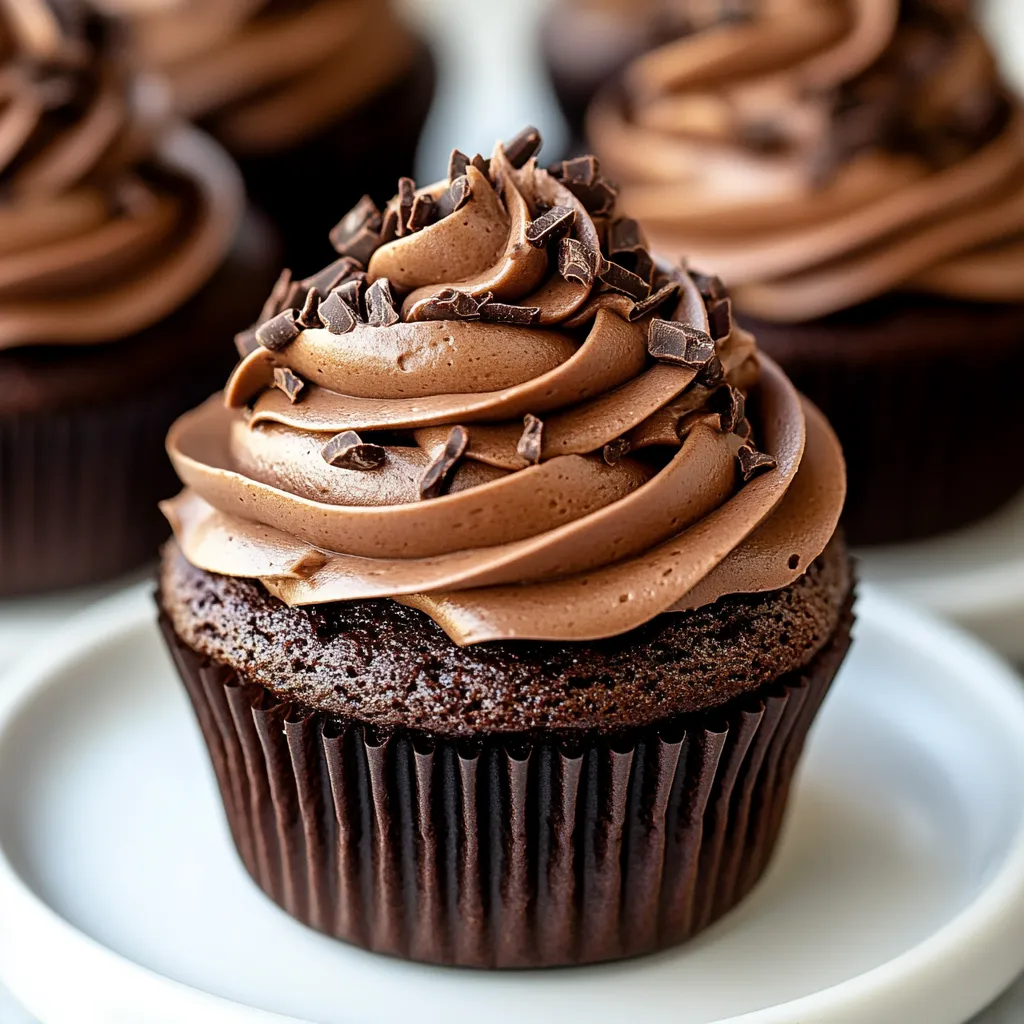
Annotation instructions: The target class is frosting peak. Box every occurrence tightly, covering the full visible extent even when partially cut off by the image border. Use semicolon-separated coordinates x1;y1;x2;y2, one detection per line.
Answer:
589;0;1024;320
163;130;845;644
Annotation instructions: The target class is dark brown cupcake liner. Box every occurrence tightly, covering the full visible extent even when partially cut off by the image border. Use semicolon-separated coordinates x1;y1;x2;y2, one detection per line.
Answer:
159;604;852;968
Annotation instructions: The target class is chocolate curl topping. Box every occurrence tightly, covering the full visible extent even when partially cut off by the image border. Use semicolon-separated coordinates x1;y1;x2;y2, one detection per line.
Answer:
629;281;680;321
609;217;655;283
407;193;435;233
321;431;387;471
598;259;650;300
737;445;778;481
525;205;576;248
419;426;469;500
603;438;631;465
435;175;472;220
334;276;366;319
448;149;470;181
714;384;746;433
233;327;259;358
366;278;399;328
553;155;618;215
418;288;484;321
478;299;541;325
296;287;322;330
471;153;490;177
504;126;543;168
259;268;294;324
690;270;727;302
557;237;603;288
648;318;716;370
273;367;306;404
380;205;399;245
707;297;733;340
256;309;300;351
697;355;725;388
302;256;363;297
319;289;357;334
516;414;544;465
330;195;382;264
396;177;416;238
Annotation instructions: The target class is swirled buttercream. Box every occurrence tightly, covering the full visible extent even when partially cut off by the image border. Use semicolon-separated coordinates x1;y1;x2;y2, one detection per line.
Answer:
162;130;845;644
94;0;418;154
0;0;243;350
588;0;1024;320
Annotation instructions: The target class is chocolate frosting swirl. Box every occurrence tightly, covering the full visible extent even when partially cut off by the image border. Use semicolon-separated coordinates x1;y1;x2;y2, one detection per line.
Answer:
163;130;845;645
95;0;418;155
0;0;243;349
588;0;1024;320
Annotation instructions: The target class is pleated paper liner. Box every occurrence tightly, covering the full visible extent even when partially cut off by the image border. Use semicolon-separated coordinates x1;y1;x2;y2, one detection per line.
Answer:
160;603;853;968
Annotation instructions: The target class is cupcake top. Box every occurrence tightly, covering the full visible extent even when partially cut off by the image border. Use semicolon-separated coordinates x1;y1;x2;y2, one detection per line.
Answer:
94;0;420;155
162;129;845;646
0;0;243;350
589;0;1024;320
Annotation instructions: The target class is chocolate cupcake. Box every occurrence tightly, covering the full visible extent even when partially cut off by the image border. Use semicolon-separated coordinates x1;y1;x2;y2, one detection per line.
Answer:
100;0;436;272
0;0;280;596
588;0;1024;543
157;129;852;967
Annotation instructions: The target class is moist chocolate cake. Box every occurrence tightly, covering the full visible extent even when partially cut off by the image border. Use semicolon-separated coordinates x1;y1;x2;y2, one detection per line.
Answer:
157;128;853;967
0;0;280;595
587;0;1024;543
99;0;436;273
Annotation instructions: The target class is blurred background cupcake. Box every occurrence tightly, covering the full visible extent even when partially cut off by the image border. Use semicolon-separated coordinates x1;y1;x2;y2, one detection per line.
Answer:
96;0;437;271
586;0;1024;544
0;0;279;596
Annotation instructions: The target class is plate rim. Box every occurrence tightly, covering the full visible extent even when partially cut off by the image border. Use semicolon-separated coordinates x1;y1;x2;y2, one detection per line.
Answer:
2;583;1024;1024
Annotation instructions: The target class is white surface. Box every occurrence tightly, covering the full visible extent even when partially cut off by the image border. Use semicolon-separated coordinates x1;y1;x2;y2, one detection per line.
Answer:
3;587;1024;1023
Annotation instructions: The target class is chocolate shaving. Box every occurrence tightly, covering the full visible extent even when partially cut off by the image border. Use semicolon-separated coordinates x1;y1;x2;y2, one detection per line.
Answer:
407;193;435;232
648;318;716;370
690;270;727;302
554;155;618;215
714;385;746;433
259;268;294;323
525;205;575;248
697;355;725;388
256;309;300;351
504;126;542;168
329;195;382;264
418;288;482;321
516;414;544;465
419;426;469;499
737;445;777;481
302;256;362;296
396;178;416;238
233;326;259;358
321;430;387;471
365;278;400;328
558;155;599;185
435;174;472;219
608;218;655;283
603;438;631;465
478;299;541;325
557;237;603;288
599;259;650;300
471;153;490;177
449;149;469;181
296;287;322;330
628;281;680;321
379;205;399;245
319;289;357;334
334;277;365;319
273;366;306;404
707;297;733;340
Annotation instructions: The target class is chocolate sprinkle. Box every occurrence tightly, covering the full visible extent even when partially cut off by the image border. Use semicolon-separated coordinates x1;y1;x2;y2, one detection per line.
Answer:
598;259;650;300
707;296;733;340
737;445;778;481
256;309;300;351
407;193;435;232
233;326;259;358
436;174;472;219
648;318;716;370
603;438;631;465
504;126;542;168
557;237;603;288
319;289;357;334
715;385;746;433
449;149;469;181
273;366;306;404
296;287;322;330
396;178;416;238
330;195;382;264
525;205;576;248
366;278;400;328
322;430;387;471
629;281;680;321
417;288;482;321
478;299;541;325
690;270;727;302
516;414;544;464
419;426;469;500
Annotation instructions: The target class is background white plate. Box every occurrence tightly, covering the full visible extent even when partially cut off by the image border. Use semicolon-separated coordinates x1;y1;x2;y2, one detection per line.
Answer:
2;586;1024;1023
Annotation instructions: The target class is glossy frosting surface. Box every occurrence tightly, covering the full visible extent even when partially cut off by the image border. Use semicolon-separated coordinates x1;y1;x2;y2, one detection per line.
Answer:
0;0;243;349
163;133;845;644
589;0;1024;320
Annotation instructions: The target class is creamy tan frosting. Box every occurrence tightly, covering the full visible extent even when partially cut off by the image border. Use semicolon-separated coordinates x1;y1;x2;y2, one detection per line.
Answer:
162;132;845;644
0;0;243;349
94;0;418;154
588;0;1024;321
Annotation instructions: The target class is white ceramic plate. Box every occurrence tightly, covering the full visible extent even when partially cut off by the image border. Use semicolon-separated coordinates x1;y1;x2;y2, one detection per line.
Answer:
2;586;1024;1024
